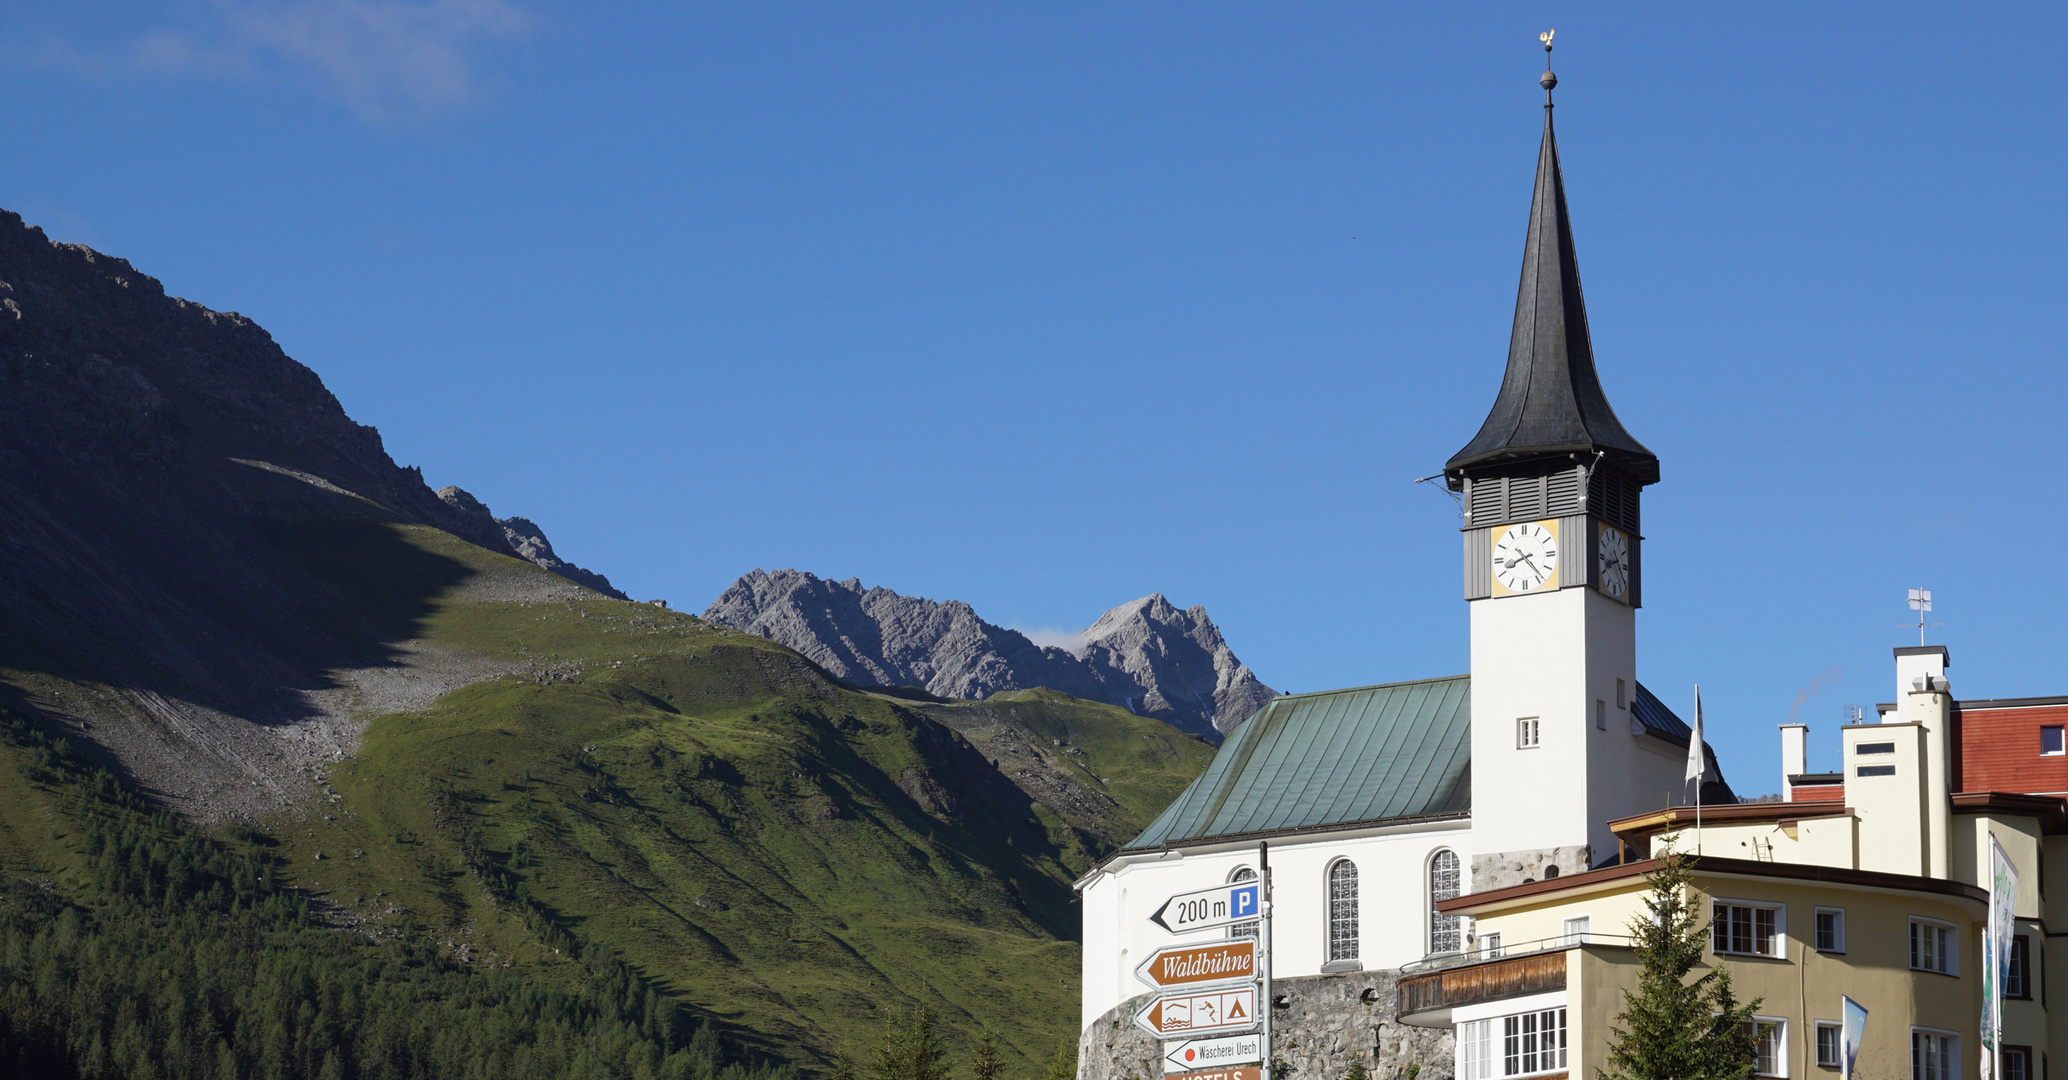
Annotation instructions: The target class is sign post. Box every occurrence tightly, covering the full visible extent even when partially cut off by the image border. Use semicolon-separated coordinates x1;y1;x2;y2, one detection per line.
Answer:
1259;840;1272;1080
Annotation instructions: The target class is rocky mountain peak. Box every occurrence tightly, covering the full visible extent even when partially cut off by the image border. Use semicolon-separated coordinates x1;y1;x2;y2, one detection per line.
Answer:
435;486;625;599
702;570;1276;740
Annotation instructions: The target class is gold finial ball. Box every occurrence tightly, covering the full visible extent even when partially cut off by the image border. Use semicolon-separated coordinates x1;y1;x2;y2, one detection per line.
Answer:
1540;70;1557;90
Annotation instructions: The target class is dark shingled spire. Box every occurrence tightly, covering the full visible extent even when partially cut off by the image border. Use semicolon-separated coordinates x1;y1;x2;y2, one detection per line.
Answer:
1446;94;1659;486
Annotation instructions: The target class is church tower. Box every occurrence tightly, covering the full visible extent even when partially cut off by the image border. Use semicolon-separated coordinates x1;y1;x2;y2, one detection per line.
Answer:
1447;58;1664;890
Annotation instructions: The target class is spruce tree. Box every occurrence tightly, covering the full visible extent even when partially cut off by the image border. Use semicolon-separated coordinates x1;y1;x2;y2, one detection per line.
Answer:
1042;1042;1078;1080
970;1031;1002;1080
874;1006;949;1080
1600;842;1763;1080
1343;1059;1371;1080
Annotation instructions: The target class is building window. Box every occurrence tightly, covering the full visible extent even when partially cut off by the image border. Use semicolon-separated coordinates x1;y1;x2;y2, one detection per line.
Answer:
1518;718;1540;748
1480;932;1503;959
1430;849;1462;954
2009;936;2030;999
1858;742;1896;755
1741;1019;1786;1077
1858;765;1897;777
1815;908;1846;953
1617;678;1627;709
2043;727;2065;757
1227;867;1258;942
1459;1010;1569;1079
1596;700;1607;730
1328;860;1359;962
1713;901;1784;957
2006;1049;2031;1080
1816;1022;1842;1068
1910;919;1957;975
1563;916;1591;946
1912;1030;1958;1080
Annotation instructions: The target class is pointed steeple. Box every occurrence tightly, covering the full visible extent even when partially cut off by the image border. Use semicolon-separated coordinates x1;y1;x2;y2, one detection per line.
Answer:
1446;73;1658;487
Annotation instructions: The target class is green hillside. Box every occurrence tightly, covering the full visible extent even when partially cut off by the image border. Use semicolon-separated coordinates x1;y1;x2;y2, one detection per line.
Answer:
0;515;1216;1075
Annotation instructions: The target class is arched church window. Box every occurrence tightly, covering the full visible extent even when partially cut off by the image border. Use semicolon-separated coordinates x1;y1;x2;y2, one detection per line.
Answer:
1430;849;1463;954
1327;860;1359;962
1227;867;1259;941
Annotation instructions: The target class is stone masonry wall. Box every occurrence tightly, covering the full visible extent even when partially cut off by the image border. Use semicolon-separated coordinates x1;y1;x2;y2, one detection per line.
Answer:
1078;971;1452;1080
1471;845;1591;892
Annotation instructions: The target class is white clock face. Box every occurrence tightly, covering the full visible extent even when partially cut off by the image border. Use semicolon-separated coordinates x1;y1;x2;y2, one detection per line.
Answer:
1493;522;1558;593
1597;526;1631;600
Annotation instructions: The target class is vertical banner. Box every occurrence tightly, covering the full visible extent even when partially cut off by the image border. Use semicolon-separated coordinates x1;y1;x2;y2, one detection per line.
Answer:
1839;997;1868;1080
1981;835;2019;1080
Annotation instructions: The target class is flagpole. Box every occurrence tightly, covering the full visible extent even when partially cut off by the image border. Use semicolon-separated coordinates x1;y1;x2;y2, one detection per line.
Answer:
1690;686;1705;855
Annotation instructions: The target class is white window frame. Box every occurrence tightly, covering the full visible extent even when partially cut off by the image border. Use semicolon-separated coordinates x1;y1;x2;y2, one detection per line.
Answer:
1562;915;1592;946
1814;907;1846;953
1910;1027;1960;1080
1518;717;1541;749
2042;726;2065;757
1815;1021;1842;1069
2002;1047;2031;1080
1480;931;1503;959
1746;1017;1788;1078
1712;898;1788;959
1458;999;1567;1080
1909;917;1958;976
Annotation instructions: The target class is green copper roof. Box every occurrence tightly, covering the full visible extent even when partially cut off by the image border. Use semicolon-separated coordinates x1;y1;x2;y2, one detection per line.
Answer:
1124;675;1472;850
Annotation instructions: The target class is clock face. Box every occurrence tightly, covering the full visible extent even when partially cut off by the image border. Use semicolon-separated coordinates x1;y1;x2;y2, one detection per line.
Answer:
1597;525;1631;600
1492;521;1559;593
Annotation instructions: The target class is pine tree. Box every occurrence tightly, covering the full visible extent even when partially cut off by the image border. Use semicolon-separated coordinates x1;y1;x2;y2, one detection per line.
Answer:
1041;1042;1077;1080
970;1031;1001;1080
874;1007;948;1080
1600;841;1763;1080
1343;1059;1371;1080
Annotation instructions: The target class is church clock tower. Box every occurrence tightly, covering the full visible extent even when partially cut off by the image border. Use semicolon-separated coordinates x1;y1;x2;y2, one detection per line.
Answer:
1447;58;1665;891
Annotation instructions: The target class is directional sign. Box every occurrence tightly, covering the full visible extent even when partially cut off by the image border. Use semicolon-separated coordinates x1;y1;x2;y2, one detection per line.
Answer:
1164;1034;1264;1074
1149;882;1261;934
1133;986;1259;1038
1135;941;1256;990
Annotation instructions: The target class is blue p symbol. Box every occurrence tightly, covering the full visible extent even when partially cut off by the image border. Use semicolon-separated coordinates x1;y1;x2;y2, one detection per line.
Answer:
1231;884;1258;919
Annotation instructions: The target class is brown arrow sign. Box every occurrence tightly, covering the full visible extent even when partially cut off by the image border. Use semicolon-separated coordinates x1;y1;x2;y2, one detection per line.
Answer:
1133;940;1257;990
1133;986;1259;1038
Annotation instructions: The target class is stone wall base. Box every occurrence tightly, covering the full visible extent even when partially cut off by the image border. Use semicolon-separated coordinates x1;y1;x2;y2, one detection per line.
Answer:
1078;971;1452;1080
1470;846;1591;893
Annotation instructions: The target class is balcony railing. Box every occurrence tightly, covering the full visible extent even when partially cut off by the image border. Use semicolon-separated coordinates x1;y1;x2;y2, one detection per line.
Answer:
1397;934;1631;1021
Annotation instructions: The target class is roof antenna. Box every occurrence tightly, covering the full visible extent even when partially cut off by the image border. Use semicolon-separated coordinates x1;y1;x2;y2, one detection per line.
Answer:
1904;588;1943;646
1539;30;1557;107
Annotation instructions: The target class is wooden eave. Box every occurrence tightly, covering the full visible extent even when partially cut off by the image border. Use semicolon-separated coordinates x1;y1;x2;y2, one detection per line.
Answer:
1607;800;1849;842
1437;855;1989;916
1951;791;2068;833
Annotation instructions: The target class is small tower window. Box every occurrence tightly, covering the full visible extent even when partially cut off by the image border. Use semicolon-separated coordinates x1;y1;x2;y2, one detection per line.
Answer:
1328;860;1360;962
1617;679;1627;709
1429;849;1462;954
1596;700;1606;731
1518;718;1541;748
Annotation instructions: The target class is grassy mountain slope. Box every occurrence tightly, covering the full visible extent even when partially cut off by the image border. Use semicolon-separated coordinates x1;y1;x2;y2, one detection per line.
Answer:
3;507;1214;1072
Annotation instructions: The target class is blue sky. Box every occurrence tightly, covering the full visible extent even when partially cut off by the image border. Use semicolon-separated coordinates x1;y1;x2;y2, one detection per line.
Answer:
7;3;2066;792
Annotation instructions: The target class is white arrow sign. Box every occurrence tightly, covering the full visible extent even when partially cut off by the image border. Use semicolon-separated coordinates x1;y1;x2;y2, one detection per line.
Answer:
1164;1034;1264;1074
1149;881;1261;934
1133;986;1259;1038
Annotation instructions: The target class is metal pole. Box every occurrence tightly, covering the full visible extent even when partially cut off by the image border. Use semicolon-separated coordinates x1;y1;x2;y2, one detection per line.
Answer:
1259;840;1272;1080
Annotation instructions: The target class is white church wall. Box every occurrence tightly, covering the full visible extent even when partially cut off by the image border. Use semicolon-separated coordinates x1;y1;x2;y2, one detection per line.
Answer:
1078;819;1472;1030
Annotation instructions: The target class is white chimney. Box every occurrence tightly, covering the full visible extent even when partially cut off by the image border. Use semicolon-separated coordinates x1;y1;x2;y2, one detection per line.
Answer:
1779;724;1808;802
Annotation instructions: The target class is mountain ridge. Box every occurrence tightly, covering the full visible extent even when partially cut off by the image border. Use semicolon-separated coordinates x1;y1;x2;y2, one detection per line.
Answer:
703;568;1276;739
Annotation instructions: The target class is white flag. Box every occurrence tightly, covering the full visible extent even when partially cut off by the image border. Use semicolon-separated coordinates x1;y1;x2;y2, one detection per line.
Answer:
1685;685;1706;787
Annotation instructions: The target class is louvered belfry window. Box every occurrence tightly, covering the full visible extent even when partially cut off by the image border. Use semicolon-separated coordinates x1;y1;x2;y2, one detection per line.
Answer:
1328;860;1360;962
1430;849;1463;954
